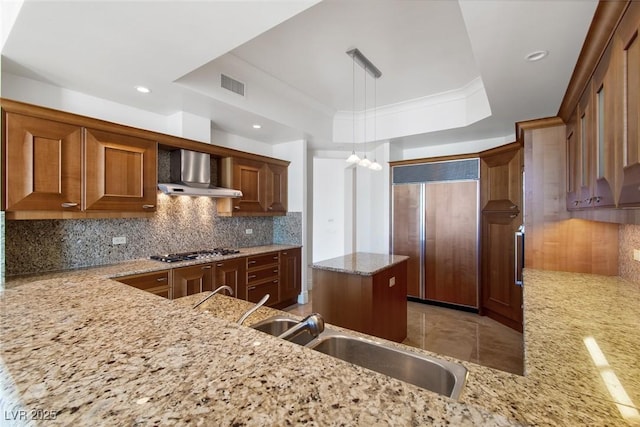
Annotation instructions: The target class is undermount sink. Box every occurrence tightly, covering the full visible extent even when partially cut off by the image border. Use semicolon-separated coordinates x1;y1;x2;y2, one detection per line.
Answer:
250;316;317;345
250;315;467;400
308;333;467;400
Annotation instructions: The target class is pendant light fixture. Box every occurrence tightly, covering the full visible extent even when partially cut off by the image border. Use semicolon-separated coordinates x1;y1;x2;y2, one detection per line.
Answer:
345;48;382;170
345;53;361;164
369;76;383;171
358;64;372;168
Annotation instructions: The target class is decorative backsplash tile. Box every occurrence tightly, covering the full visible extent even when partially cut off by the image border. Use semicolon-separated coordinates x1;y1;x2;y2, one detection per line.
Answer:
5;193;302;276
619;224;640;284
274;212;302;245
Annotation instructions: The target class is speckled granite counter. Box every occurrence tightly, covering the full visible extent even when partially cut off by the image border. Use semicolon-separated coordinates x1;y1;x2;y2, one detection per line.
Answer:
311;252;409;276
1;265;639;425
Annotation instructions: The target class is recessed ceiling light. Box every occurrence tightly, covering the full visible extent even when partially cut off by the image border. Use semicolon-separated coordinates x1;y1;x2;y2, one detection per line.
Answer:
135;85;151;94
525;50;548;62
252;124;262;129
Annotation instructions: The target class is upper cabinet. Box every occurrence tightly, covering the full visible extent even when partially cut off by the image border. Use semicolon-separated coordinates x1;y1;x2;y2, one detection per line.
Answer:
2;106;157;219
84;128;157;212
217;157;289;217
566;2;640;210
4;113;83;212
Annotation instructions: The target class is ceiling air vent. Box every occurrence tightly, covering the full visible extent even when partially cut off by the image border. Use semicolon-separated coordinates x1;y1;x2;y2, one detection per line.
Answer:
221;74;245;96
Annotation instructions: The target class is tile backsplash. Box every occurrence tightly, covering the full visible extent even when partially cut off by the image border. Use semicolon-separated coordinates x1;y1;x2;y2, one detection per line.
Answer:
5;193;302;276
619;224;640;284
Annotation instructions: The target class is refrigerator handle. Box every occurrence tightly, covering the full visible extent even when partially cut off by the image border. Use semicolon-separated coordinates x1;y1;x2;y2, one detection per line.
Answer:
515;228;524;287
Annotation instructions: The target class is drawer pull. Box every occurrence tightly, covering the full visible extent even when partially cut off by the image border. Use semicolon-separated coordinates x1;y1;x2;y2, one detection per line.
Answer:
234;206;240;210
273;256;279;260
273;269;278;273
143;204;155;209
202;266;212;270
248;261;257;265
273;280;278;283
248;274;257;279
61;202;78;208
217;263;223;267
248;286;256;290
282;252;287;255
156;277;167;282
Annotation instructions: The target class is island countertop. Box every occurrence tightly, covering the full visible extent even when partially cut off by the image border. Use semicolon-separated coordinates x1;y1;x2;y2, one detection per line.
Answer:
311;252;409;276
1;262;639;425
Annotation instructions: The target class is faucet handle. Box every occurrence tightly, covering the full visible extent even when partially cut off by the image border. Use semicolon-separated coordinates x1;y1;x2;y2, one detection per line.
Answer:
237;294;270;325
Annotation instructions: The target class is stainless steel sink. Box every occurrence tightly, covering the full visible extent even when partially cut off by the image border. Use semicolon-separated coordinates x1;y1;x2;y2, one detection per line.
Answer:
308;333;468;400
250;315;317;345
251;316;467;400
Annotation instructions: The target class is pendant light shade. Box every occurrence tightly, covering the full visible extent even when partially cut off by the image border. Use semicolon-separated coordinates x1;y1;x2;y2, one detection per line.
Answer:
369;160;382;171
346;152;361;164
359;157;372;167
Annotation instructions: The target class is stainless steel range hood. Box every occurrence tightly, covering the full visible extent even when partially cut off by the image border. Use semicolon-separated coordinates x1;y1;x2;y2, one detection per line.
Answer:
158;149;242;198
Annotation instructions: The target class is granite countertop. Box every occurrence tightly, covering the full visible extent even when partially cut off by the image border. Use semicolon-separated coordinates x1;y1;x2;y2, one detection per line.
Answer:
3;244;300;289
311;252;409;276
1;261;639;425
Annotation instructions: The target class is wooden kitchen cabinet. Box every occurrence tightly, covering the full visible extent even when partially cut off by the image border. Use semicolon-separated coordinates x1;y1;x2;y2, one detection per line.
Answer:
3;112;82;212
479;142;524;332
217;157;288;217
2;101;158;219
84;128;157;212
116;270;171;299
172;263;214;299
246;252;280;306
213;257;246;301
617;2;640;207
279;247;301;306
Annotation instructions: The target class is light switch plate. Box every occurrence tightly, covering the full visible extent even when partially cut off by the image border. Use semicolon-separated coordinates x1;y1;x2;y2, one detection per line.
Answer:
389;276;396;287
245;229;253;235
634;249;640;261
112;236;127;245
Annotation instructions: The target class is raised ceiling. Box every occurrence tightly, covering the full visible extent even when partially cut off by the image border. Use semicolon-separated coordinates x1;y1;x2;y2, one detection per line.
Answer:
1;0;598;151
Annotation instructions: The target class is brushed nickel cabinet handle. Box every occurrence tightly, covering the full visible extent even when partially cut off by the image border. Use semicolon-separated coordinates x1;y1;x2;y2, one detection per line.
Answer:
217;263;223;267
268;207;273;210
282;252;287;255
509;214;517;218
272;256;278;260
248;274;257;279
272;280;278;283
202;266;212;270
248;286;256;290
156;277;167;282
143;204;155;209
234;206;240;210
510;205;517;209
273;269;278;273
61;202;78;208
248;260;257;265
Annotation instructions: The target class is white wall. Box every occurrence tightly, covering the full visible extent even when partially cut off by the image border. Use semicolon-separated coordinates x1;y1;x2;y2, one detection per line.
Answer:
312;157;347;262
401;135;513;160
211;128;273;157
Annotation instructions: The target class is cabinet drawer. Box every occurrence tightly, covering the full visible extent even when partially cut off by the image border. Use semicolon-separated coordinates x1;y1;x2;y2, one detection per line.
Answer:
116;271;170;298
247;252;280;268
247;280;279;305
247;266;279;284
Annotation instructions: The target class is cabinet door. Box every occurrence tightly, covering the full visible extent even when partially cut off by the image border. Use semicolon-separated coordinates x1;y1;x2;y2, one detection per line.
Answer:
116;271;171;299
279;248;301;304
265;162;287;214
618;3;640;206
480;212;523;332
172;264;213;299
3;113;82;211
84;128;157;212
213;258;246;300
480;143;522;213
566;114;582;210
232;158;267;213
578;90;596;207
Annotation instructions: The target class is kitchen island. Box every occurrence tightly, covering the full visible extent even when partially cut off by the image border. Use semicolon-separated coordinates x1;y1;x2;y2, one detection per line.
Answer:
2;256;639;425
312;252;408;342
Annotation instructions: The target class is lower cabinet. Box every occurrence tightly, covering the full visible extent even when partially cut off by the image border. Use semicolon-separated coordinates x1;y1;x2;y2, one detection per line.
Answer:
116;270;171;299
116;249;301;305
246;252;281;306
279;248;301;306
213;258;246;300
172;263;214;299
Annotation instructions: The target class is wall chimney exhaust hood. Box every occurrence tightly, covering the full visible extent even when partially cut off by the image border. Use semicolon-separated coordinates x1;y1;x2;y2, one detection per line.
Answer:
158;149;242;198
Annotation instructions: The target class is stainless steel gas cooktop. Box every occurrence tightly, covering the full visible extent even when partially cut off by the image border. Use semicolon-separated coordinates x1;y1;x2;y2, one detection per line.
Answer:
150;248;240;263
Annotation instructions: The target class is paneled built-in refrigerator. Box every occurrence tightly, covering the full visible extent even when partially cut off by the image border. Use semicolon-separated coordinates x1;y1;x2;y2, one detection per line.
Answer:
391;159;479;309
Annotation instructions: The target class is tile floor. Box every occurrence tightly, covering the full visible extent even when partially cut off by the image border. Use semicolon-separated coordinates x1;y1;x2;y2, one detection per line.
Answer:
284;295;524;375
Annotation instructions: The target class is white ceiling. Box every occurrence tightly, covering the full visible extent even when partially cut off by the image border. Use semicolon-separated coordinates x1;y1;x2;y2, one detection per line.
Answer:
1;0;598;152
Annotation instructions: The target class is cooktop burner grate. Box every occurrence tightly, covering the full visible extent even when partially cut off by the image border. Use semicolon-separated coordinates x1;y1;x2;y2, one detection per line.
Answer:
150;248;240;263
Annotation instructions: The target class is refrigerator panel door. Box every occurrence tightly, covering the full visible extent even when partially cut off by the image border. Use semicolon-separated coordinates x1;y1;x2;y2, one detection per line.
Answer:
392;183;424;298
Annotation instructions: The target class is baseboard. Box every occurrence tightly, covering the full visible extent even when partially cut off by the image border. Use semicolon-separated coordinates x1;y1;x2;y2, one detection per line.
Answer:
407;296;479;314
